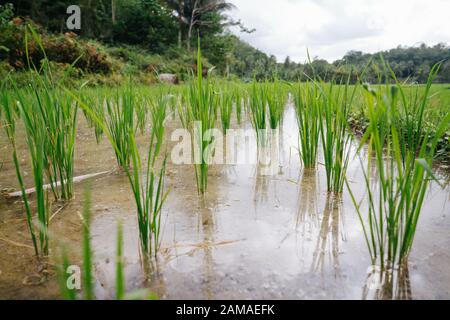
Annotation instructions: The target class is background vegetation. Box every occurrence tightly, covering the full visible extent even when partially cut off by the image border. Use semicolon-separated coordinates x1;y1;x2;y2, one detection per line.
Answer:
0;1;449;84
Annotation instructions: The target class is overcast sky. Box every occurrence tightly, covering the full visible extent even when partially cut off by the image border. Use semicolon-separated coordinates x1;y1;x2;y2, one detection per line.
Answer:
228;0;450;63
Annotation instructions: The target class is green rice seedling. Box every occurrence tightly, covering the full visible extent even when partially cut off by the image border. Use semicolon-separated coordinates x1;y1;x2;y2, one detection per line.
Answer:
58;205;152;300
35;87;78;200
57;186;117;300
220;90;233;131
187;37;217;194
267;79;286;129
346;64;450;269
1;84;39;256
318;80;354;193
293;82;320;168
68;88;169;257
128;96;169;255
105;85;136;168
249;80;268;145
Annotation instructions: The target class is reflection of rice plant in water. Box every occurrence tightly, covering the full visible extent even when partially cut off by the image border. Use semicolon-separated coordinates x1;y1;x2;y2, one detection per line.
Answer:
57;186;95;300
293;82;320;168
58;187;153;300
362;266;412;300
346;63;450;270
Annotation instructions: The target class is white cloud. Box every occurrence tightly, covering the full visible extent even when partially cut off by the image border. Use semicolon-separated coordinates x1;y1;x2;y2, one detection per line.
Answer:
228;0;450;62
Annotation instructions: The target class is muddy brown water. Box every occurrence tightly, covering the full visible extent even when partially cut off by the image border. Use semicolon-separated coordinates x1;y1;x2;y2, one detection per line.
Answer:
0;105;449;299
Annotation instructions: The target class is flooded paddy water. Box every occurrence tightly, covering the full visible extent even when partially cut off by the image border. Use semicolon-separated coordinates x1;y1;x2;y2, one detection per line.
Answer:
1;103;449;300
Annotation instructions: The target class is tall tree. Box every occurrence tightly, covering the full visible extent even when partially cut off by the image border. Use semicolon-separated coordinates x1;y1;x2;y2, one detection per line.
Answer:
166;0;186;48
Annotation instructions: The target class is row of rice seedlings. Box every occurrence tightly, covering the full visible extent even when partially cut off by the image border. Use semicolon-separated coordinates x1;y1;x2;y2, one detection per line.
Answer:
105;85;136;168
293;81;320;168
318;80;355;193
1;84;40;256
186;38;217;194
346;63;450;269
267;79;286;130
219;90;233;131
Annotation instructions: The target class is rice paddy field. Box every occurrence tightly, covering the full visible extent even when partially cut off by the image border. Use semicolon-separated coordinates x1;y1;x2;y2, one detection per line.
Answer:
0;52;449;300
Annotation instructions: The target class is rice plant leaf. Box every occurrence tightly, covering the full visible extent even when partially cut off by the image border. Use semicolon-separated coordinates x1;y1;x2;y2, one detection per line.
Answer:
415;158;444;188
